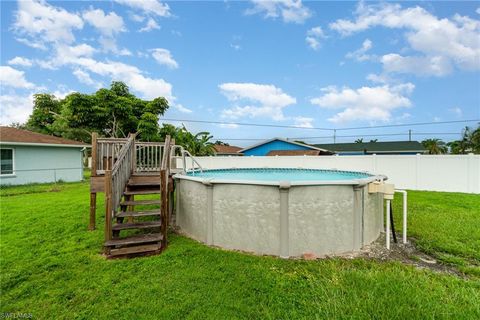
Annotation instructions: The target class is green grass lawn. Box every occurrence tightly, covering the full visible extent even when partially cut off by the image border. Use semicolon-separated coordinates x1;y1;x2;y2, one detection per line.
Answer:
1;181;479;319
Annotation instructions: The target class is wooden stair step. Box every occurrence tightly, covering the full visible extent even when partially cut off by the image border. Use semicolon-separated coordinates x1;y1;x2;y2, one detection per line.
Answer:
109;243;162;257
132;173;161;177
112;221;161;231
124;189;160;196
105;233;163;247
120;199;161;206
127;181;160;187
116;210;161;218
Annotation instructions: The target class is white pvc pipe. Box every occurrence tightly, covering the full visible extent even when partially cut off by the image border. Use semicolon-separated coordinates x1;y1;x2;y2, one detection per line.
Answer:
386;199;391;250
395;189;408;244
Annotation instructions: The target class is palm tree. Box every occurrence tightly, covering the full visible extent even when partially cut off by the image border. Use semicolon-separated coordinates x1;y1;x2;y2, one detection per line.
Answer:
471;125;480;153
447;125;480;154
355;138;364;143
422;138;447;154
160;124;215;156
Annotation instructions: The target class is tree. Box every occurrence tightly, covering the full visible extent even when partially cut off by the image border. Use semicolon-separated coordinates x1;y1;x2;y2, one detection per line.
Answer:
158;123;215;156
25;94;61;134
422;138;447;154
447;125;480;154
355;138;364;143
25;82;169;142
369;139;378;143
137;113;160;141
214;140;230;146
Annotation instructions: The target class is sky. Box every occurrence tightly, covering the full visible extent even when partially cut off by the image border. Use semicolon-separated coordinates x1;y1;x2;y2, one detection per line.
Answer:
1;0;479;146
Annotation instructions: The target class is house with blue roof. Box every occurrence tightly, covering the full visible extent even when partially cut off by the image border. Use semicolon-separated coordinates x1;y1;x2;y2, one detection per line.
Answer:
239;138;333;156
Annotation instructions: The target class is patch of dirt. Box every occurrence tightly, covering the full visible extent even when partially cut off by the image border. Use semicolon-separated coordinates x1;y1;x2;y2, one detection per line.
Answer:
340;234;468;278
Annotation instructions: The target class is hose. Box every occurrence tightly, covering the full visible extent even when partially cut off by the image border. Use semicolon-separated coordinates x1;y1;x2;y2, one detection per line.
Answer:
390;203;398;243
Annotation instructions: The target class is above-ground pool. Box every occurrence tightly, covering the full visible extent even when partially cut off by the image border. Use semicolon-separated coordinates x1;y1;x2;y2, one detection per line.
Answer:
174;168;386;258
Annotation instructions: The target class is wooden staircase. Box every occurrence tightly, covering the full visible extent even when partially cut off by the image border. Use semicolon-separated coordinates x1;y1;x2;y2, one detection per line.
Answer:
104;173;165;257
102;134;172;258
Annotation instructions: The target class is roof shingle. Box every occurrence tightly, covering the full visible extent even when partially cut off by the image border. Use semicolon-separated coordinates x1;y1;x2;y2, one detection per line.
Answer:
267;150;322;156
314;141;425;153
0;126;88;147
213;144;242;154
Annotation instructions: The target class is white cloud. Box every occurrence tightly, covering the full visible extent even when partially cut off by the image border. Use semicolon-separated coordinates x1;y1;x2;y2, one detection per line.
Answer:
449;107;463;118
14;0;83;45
8;57;33;67
329;2;480;75
114;0;171;17
51;87;74;100
293;116;314;128
81;8;129;55
76;59;173;100
15;37;47;50
246;0;311;24
83;8;126;37
0;66;35;89
150;48;178;69
174;104;193;113
381;54;453;76
230;43;241;51
131;13;145;22
73;69;103;88
139;18;160;32
0;93;34;125
218;123;239;129
346;39;374;61
305;26;326;50
98;36;132;56
310;83;415;123
366;73;392;84
219;83;296;121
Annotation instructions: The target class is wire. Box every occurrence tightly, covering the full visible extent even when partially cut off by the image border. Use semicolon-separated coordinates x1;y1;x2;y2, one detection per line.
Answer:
336;119;480;131
161;118;479;132
161;118;333;131
214;132;462;141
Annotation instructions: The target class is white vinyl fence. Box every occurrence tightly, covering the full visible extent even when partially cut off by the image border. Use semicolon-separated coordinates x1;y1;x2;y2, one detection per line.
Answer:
178;154;480;194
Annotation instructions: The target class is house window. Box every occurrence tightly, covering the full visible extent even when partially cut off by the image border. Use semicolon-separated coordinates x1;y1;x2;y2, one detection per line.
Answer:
1;148;14;175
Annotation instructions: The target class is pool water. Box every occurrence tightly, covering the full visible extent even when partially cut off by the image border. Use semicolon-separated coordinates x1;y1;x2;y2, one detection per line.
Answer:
186;168;372;182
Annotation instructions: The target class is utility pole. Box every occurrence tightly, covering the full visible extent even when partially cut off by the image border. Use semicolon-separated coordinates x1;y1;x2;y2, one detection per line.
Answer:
333;129;336;144
408;129;412;141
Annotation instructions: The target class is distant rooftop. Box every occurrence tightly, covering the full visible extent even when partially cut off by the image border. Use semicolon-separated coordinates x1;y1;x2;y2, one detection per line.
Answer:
0;126;88;147
213;144;243;154
267;150;324;156
314;141;425;154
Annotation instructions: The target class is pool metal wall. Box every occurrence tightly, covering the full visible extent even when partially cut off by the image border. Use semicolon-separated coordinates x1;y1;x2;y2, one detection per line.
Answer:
176;178;383;257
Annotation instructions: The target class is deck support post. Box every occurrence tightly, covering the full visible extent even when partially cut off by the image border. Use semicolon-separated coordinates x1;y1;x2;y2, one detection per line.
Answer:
89;132;98;231
160;169;168;248
89;192;97;230
104;170;113;246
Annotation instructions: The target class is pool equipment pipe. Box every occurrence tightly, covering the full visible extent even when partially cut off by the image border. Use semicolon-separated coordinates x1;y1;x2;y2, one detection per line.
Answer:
368;181;395;249
390;203;397;244
395;190;408;244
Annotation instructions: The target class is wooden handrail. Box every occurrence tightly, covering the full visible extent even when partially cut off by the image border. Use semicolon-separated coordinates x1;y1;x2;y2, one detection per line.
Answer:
104;133;136;246
111;133;136;175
